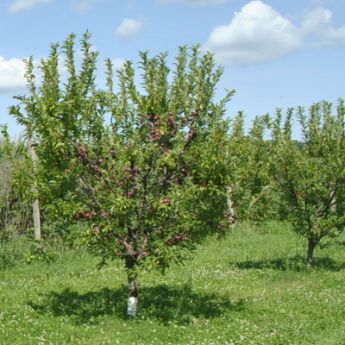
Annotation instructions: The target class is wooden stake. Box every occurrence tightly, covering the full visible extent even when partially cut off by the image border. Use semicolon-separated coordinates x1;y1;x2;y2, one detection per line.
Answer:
28;135;41;241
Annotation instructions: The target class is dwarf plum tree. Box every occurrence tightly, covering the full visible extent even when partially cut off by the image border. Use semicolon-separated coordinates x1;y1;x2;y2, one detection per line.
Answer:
10;33;234;315
270;100;345;270
67;45;234;316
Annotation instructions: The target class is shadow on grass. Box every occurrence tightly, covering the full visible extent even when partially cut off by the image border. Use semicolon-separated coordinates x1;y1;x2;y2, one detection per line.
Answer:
28;284;244;325
231;255;345;272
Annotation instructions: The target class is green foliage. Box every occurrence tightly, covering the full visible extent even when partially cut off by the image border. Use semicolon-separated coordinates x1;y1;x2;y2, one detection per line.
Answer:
0;126;32;238
70;45;234;274
9;34;234;279
228;112;280;222
0;235;28;269
7;30;345;279
9;32;106;231
23;241;57;264
0;235;55;269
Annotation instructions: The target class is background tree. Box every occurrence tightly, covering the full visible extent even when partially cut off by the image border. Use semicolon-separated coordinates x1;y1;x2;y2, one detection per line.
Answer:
0;125;32;239
270;100;345;270
227;112;279;222
9;32;105;238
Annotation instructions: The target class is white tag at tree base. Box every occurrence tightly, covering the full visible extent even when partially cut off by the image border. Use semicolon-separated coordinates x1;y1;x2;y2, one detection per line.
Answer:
127;297;138;317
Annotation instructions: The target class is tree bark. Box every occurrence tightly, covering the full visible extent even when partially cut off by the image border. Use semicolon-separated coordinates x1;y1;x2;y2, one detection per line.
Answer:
28;135;41;241
127;274;138;317
306;238;318;271
125;253;138;317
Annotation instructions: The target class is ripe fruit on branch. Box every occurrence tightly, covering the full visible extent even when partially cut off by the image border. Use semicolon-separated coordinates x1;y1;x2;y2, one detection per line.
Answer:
127;191;135;198
191;111;199;118
76;146;90;166
78;146;86;154
74;211;84;220
149;127;161;142
131;167;140;175
92;165;102;175
149;114;160;124
83;210;97;220
125;167;140;176
85;210;92;219
166;233;189;246
167;113;176;130
162;197;171;206
151;128;160;135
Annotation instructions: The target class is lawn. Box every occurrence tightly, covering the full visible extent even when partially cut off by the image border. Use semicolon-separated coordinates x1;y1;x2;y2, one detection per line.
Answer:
1;222;345;345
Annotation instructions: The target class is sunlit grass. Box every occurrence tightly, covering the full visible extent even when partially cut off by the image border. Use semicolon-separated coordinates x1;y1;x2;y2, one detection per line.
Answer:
1;222;345;344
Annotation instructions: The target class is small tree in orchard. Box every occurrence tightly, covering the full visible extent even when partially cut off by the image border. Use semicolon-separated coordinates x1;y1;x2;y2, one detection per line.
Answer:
227;113;277;221
10;33;106;235
68;45;234;316
270;100;345;270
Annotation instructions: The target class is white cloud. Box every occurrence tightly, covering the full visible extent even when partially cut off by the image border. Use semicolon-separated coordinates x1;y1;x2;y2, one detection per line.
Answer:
160;0;227;5
0;55;69;94
116;18;143;39
72;0;105;12
8;0;52;14
0;56;26;94
302;6;345;46
204;1;345;66
302;6;332;33
204;1;302;65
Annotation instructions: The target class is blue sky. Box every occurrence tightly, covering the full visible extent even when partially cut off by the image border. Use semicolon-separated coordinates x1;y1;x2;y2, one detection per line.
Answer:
1;0;345;137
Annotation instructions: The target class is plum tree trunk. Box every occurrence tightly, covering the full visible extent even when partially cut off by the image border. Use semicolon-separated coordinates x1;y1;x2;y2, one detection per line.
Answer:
125;254;138;317
306;238;318;271
127;275;138;317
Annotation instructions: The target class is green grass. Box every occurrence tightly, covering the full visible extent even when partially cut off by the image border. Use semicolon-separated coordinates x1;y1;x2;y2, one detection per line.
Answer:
1;222;345;344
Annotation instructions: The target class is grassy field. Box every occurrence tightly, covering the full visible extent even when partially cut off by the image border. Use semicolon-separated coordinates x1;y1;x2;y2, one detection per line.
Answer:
1;222;345;345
